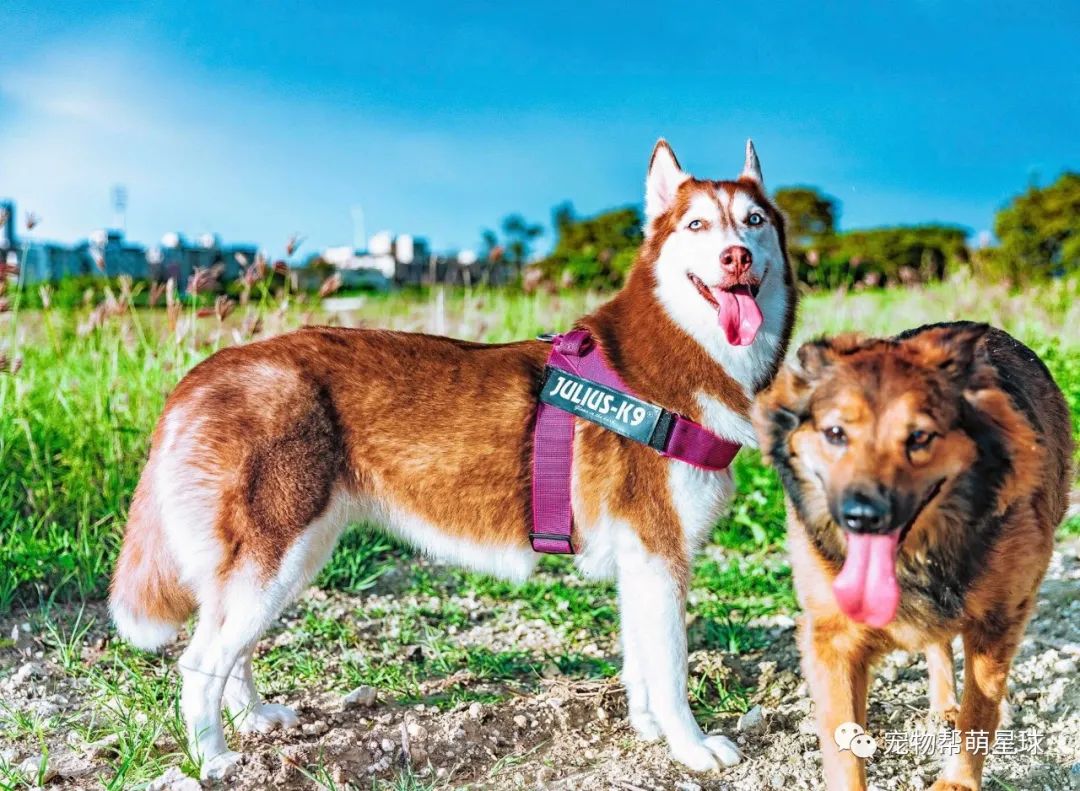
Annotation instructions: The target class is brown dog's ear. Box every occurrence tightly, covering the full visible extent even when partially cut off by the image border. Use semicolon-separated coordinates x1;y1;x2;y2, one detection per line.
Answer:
754;335;865;454
753;359;817;454
793;334;865;379
899;322;992;383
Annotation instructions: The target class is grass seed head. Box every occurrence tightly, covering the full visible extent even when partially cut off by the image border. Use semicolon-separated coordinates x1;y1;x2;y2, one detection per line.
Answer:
214;295;235;322
148;281;167;308
286;233;305;257
318;272;343;298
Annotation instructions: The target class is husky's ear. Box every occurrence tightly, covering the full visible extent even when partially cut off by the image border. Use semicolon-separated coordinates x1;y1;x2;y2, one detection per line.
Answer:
740;139;764;187
645;139;689;226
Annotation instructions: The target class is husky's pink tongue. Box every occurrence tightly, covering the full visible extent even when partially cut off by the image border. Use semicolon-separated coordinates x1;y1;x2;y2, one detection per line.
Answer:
832;531;902;628
712;285;763;346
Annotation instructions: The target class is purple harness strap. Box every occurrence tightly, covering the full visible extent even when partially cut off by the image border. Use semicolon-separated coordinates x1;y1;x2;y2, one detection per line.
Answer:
530;329;741;554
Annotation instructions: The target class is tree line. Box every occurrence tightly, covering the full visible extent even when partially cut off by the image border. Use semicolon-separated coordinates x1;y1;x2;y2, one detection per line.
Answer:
508;172;1079;290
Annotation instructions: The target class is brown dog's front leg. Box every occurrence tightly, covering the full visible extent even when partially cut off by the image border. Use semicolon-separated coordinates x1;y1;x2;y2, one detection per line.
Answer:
925;638;960;724
801;616;873;791
931;626;1022;791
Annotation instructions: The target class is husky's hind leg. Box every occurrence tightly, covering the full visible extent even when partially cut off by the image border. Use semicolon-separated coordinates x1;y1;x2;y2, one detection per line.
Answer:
223;647;299;734
180;569;289;780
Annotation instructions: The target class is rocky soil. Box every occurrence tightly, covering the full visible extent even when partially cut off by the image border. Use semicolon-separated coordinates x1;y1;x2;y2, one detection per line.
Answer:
2;541;1078;791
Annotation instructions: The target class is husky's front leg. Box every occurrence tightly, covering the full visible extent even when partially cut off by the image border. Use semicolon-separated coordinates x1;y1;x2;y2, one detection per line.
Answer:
616;535;742;772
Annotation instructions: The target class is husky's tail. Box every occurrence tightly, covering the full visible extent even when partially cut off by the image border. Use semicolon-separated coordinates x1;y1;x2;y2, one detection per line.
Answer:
109;476;195;651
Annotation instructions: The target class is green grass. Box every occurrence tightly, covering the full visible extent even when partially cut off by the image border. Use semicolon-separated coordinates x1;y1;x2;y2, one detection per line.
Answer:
1;274;1078;785
2;274;1077;609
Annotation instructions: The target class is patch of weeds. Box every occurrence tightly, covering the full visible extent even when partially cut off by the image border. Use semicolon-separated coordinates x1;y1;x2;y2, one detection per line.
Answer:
258;645;330;693
319;526;402;593
40;605;94;672
373;768;446;791
460;570;618;637
689;660;750;725
688;611;771;654
295;610;361;646
713;452;788;551
691;556;796;617
42;635;194;789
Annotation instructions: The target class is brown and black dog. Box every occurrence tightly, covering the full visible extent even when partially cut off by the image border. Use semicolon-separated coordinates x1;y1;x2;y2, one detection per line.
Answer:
753;322;1072;791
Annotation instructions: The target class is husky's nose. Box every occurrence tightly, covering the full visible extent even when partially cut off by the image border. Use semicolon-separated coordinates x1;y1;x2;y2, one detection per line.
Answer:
840;490;891;534
720;246;752;277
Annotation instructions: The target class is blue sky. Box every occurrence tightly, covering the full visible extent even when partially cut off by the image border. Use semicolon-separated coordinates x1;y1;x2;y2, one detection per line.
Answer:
1;1;1077;256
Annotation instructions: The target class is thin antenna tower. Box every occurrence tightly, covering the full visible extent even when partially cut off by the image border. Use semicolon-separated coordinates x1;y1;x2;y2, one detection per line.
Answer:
111;185;128;232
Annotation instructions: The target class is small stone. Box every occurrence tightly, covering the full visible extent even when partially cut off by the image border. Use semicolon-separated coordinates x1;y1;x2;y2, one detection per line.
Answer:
407;722;427;740
799;716;817;736
676;782;703;791
10;623;32;653
737;705;765;732
302;720;329;736
84;733;120;759
878;664;899;683
1052;657;1077;675
513;715;528;728
342;685;378;709
541;662;562;678
909;772;927;790
468;702;482;720
380;738;394;753
1039;678;1067;712
148;766;201;791
11;662;46;686
18;756;57;784
595;707;608;721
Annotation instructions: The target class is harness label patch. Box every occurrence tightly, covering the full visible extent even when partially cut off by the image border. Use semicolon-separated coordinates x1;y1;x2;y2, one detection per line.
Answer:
539;367;667;447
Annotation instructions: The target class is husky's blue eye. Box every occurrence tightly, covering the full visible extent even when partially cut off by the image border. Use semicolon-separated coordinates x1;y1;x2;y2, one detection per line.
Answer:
747;212;765;226
687;219;704;231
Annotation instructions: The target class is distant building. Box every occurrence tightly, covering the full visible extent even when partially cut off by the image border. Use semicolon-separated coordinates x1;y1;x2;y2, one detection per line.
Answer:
88;229;149;279
18;242;94;283
149;233;257;290
319;231;508;287
0;200;15;254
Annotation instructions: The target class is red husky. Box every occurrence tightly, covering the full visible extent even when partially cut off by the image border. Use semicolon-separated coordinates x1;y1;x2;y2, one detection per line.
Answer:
110;140;797;779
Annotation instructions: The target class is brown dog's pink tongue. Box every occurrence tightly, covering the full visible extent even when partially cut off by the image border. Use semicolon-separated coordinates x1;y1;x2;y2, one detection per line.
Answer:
712;285;763;346
832;532;902;628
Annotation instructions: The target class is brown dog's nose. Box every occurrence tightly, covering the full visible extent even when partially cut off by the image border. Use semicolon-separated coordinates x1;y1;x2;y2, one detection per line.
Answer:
720;246;752;276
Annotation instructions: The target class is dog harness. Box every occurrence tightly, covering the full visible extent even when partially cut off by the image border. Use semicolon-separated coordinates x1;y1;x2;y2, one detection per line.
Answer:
530;329;742;554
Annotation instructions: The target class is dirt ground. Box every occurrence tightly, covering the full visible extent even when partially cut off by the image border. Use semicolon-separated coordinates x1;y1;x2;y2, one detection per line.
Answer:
2;541;1078;791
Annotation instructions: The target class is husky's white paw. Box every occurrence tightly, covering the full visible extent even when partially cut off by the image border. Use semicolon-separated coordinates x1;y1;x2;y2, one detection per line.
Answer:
235;703;299;734
670;734;744;772
201;750;244;782
629;708;662;741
